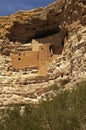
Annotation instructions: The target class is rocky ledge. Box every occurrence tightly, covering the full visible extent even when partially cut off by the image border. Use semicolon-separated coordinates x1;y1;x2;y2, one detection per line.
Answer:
0;0;86;107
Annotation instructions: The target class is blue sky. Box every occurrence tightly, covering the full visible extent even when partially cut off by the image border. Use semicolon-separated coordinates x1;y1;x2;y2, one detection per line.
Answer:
0;0;55;16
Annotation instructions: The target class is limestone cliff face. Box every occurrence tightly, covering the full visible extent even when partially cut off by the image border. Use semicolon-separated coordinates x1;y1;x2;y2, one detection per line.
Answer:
0;0;86;107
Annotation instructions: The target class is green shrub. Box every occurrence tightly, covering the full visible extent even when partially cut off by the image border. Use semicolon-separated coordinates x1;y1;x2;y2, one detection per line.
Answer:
0;83;86;130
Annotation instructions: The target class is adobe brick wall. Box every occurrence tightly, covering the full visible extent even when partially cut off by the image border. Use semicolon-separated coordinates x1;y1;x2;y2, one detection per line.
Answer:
10;42;51;71
36;33;64;55
52;46;64;55
10;51;39;69
32;39;40;51
39;44;51;66
10;35;64;76
36;33;64;47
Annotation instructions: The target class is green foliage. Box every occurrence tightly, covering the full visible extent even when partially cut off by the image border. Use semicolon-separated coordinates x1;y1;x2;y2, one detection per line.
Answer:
0;83;86;130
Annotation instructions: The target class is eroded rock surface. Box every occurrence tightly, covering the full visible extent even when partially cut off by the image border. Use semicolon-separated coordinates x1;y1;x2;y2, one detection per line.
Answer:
0;0;86;107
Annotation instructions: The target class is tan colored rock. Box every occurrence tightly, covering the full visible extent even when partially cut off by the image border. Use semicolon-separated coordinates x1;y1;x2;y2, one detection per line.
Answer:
0;0;85;107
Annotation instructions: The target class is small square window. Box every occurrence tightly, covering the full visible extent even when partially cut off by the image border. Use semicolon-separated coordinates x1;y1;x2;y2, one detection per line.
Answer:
18;58;21;61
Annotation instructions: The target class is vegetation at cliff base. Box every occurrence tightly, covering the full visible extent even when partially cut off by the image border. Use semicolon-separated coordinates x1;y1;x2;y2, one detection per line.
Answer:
0;83;86;130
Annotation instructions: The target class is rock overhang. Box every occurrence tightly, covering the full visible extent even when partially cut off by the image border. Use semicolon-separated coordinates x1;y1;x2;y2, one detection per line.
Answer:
0;0;67;43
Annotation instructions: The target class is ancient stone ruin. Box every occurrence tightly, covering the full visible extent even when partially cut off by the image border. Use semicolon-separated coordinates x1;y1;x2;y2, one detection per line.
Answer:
0;0;85;106
10;32;64;75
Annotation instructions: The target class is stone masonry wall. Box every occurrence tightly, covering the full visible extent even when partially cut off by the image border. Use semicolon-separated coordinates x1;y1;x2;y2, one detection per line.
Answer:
10;43;51;70
10;51;39;69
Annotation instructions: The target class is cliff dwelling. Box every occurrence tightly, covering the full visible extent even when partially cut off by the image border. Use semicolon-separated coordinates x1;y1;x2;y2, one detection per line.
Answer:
10;32;65;76
5;14;67;76
10;40;51;69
